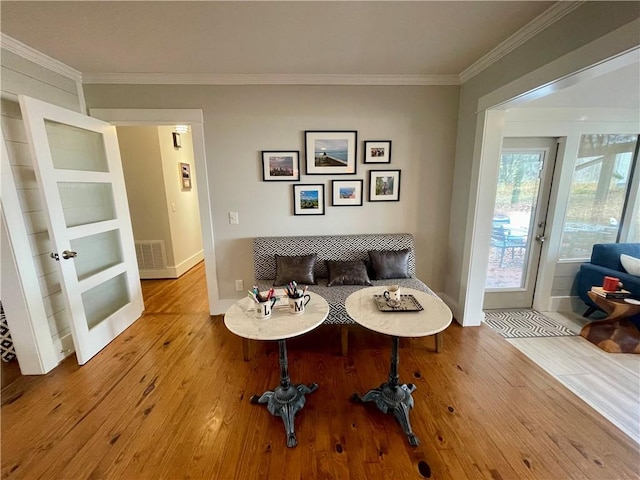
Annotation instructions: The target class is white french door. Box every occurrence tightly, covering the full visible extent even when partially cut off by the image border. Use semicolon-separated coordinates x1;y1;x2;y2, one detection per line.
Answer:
19;95;143;365
484;138;557;310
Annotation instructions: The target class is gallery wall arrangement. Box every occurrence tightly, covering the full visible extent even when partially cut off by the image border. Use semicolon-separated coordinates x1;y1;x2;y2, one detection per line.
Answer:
260;130;399;215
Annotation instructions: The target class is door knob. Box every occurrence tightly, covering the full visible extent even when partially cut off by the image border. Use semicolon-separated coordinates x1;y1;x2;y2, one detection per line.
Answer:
61;250;78;259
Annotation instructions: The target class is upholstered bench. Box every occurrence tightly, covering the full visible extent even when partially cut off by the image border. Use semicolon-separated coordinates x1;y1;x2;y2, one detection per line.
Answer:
252;233;444;357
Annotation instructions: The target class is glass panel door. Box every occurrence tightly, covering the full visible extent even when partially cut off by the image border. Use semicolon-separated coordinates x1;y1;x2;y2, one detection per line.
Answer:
20;95;143;365
484;138;557;310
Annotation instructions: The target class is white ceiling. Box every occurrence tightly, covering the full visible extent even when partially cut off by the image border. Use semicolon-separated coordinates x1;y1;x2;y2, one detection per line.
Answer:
1;1;637;109
1;1;555;77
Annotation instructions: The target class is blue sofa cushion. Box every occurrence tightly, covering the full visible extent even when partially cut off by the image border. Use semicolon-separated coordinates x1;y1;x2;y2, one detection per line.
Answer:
590;243;640;271
577;243;640;316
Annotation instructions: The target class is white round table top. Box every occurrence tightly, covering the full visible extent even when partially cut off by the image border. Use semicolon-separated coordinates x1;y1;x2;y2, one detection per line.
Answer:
224;291;329;341
345;286;452;338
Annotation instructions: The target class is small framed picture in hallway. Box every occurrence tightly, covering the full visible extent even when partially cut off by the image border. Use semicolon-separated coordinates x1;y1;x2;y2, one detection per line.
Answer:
180;162;192;190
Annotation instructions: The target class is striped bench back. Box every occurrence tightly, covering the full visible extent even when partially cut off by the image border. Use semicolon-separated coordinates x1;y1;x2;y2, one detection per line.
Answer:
253;233;415;280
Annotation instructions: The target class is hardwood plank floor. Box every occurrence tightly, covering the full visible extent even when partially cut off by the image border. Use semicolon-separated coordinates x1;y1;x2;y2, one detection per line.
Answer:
2;262;639;479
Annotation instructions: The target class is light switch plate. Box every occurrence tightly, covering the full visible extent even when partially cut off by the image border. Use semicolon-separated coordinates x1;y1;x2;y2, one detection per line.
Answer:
229;211;239;224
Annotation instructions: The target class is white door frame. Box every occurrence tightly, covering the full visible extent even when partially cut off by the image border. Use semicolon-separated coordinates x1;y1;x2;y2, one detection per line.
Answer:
458;35;639;326
89;108;221;315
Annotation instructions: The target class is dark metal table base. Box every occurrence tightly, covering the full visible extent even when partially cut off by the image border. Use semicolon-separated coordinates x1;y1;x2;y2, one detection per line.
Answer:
250;339;317;447
352;336;420;446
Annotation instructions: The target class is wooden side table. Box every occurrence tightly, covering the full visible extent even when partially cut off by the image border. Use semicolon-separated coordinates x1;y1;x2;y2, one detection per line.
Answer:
581;292;640;354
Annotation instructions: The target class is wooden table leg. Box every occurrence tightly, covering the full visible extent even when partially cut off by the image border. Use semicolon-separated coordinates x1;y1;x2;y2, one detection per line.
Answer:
242;338;251;361
581;292;640;353
435;332;442;353
341;325;348;356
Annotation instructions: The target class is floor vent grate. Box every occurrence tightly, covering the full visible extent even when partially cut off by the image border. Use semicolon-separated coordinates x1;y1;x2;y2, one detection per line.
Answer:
135;241;167;270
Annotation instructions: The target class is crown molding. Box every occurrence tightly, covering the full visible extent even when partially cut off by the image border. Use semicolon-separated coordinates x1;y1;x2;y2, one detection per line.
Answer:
459;1;584;83
0;33;83;83
82;72;461;86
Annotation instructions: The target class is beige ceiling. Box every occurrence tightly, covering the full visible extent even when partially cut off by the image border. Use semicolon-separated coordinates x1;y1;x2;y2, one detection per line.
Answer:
1;1;555;77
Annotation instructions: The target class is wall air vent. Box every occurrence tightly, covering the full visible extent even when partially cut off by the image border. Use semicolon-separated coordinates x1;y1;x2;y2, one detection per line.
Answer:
135;241;167;270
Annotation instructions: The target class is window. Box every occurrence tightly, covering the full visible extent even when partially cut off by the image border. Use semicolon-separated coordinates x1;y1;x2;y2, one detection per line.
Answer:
559;134;639;260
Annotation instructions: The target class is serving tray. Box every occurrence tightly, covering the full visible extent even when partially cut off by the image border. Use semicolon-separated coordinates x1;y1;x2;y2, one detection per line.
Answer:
374;294;423;312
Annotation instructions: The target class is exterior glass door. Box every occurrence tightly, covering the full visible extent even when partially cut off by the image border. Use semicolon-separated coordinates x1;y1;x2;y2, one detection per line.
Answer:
484;138;557;310
20;95;143;364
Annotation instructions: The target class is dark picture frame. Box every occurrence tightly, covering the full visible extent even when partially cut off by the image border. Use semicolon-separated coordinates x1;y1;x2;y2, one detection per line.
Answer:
364;140;392;164
305;130;357;175
293;184;325;215
331;179;363;206
369;170;401;202
261;150;300;181
180;162;192;190
172;132;182;149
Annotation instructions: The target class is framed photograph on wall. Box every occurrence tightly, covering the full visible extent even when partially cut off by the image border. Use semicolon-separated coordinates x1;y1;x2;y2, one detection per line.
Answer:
369;170;401;202
293;184;325;215
331;179;363;206
261;151;300;181
364;140;392;164
305;130;357;175
180;162;192;190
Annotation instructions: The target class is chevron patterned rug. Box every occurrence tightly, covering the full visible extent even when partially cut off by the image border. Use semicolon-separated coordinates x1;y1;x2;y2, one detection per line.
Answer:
484;310;576;338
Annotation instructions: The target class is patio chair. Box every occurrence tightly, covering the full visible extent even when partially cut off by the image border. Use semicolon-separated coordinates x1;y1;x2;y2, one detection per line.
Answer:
491;225;527;267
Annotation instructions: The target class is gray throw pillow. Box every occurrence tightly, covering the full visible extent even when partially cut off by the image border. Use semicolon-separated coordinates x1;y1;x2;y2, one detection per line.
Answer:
326;260;373;287
273;254;317;286
369;249;410;279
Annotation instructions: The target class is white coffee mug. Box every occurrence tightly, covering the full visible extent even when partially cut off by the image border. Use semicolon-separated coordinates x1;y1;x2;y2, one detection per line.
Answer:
255;297;277;319
384;285;401;305
289;294;311;315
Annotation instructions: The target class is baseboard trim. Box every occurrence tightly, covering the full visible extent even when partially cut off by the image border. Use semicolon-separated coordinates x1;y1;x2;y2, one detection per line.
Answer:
139;268;177;279
175;251;204;277
546;295;585;313
139;251;204;279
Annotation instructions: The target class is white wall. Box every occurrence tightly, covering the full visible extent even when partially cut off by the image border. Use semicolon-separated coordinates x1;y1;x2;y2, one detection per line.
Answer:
157;126;203;275
1;45;83;372
116;126;174;265
83;85;460;300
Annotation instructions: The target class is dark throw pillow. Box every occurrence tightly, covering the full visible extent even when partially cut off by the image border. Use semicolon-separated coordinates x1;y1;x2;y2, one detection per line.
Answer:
326;260;373;287
273;254;317;286
369;249;410;279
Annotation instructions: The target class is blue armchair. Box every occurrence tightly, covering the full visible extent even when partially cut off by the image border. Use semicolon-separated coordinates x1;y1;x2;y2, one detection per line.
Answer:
576;243;640;316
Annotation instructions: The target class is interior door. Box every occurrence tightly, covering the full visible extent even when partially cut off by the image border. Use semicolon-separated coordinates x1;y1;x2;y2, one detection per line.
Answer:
19;95;143;365
484;138;558;309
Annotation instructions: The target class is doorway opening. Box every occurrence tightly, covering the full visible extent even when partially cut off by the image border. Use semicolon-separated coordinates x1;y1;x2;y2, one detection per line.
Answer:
116;125;205;289
484;137;558;310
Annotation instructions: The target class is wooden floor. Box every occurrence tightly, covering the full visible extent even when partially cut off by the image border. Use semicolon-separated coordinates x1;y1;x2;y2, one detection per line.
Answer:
2;263;639;479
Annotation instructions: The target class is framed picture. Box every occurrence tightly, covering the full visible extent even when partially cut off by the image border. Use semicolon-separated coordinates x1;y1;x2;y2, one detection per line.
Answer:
369;170;401;202
331;179;363;206
364;140;392;164
261;151;300;181
305;130;357;175
180;162;192;190
293;184;325;215
172;132;182;149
